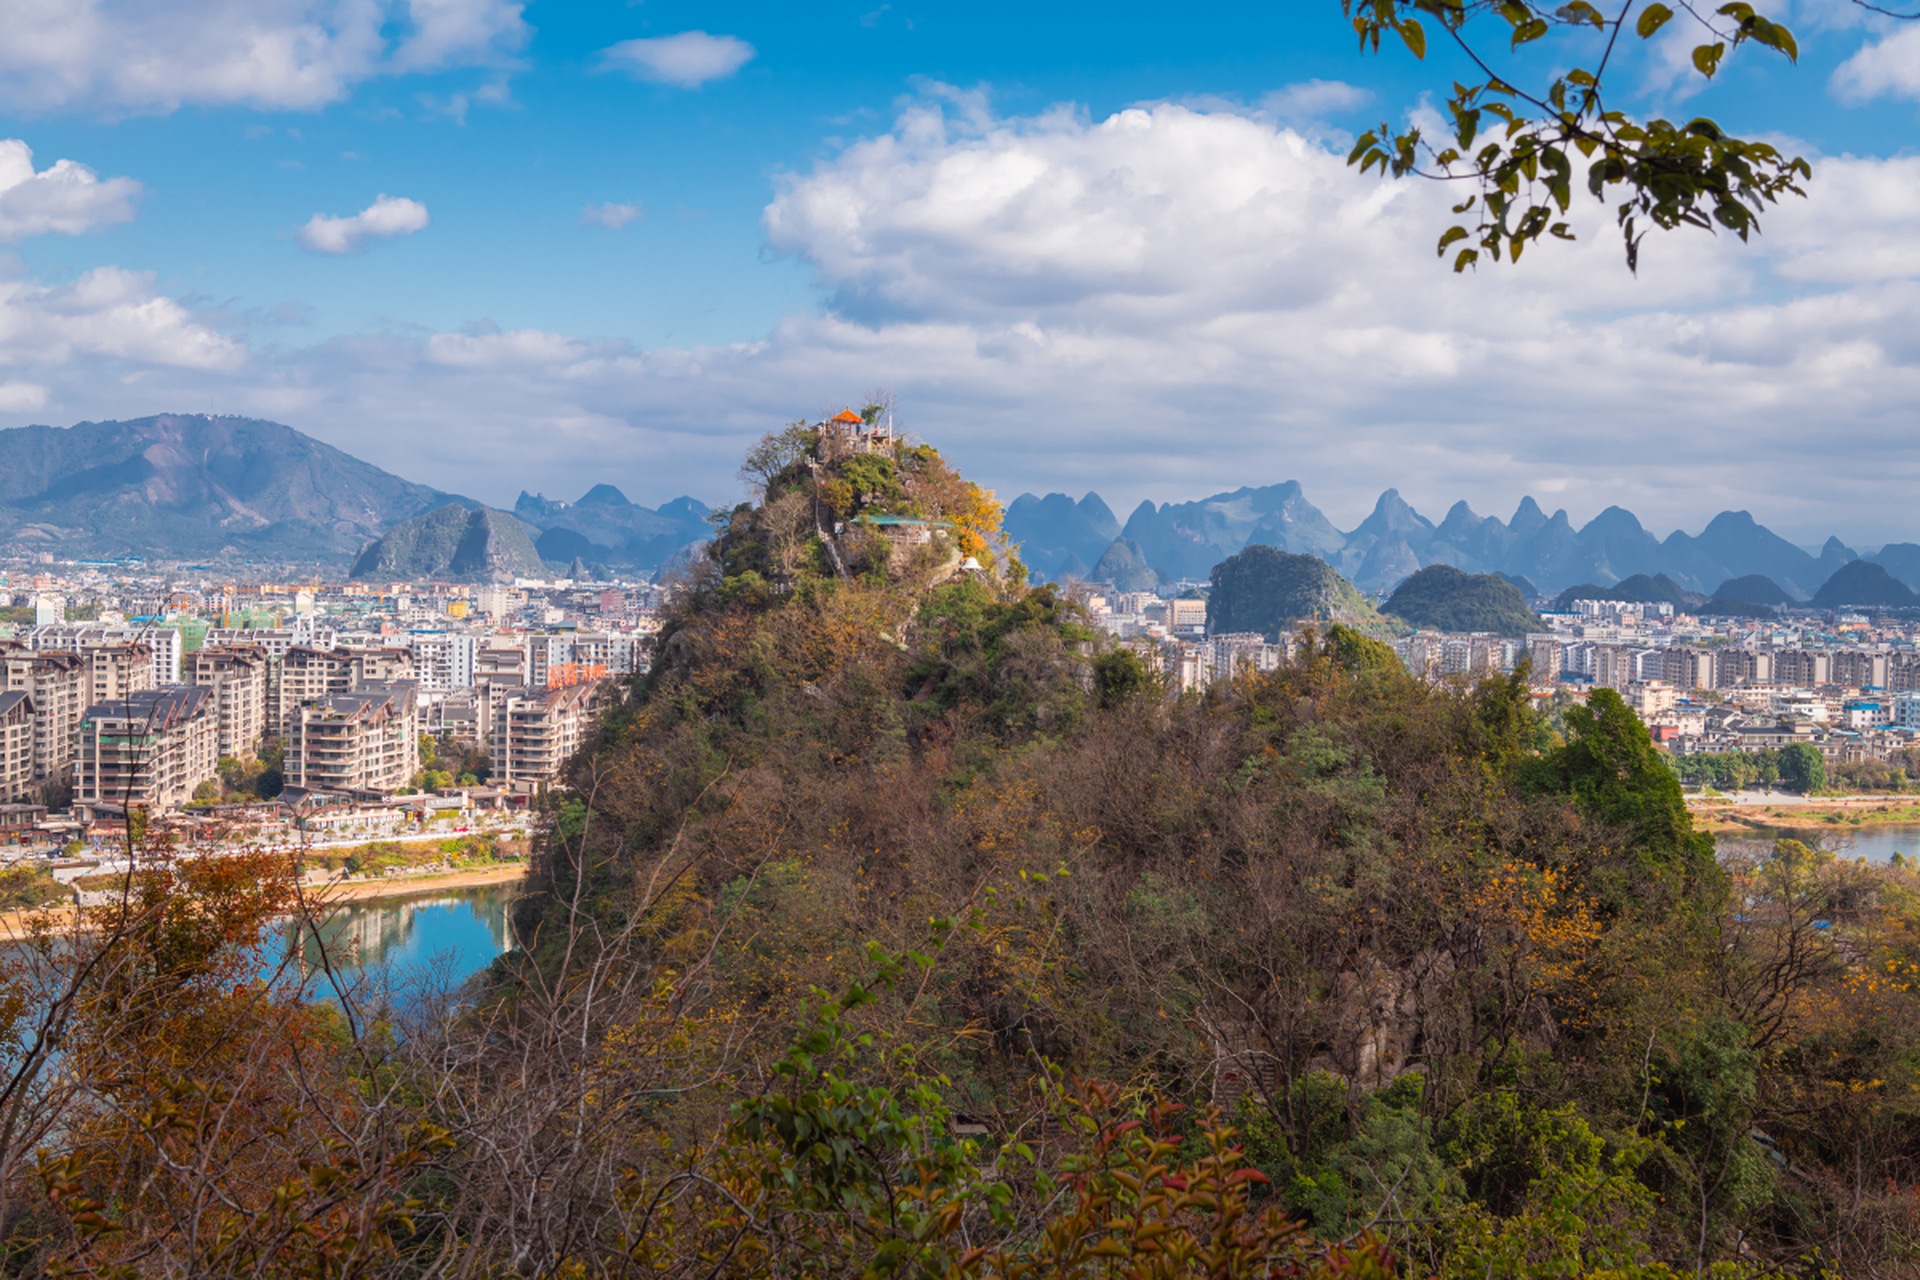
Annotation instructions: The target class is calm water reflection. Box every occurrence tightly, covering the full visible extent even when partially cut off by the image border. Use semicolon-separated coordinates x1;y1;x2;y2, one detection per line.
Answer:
277;882;518;999
1715;823;1920;865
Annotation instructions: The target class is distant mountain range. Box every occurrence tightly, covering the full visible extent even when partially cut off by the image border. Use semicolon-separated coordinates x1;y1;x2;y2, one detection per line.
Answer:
0;414;464;563
5;415;1914;599
0;414;712;575
1004;482;1905;599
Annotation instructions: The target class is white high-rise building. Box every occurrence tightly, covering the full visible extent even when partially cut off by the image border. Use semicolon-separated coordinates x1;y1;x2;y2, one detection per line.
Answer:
408;633;478;692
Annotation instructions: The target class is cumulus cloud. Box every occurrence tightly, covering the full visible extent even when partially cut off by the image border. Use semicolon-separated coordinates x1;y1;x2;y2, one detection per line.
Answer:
1258;79;1371;123
596;32;755;88
580;200;643;229
0;0;528;114
0;265;241;370
7;92;1920;544
1832;23;1920;102
0;139;138;241
297;195;429;254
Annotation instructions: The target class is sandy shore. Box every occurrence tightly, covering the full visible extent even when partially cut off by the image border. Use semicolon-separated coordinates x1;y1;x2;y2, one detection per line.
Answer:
296;863;528;904
0;863;528;939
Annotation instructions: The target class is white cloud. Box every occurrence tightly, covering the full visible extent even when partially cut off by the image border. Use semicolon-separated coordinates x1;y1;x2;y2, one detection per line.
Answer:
0;264;241;370
596;32;755;88
0;381;46;411
579;201;643;229
1832;23;1920;102
0;139;138;241
297;195;429;255
1258;79;1371;123
0;0;528;114
8;92;1920;545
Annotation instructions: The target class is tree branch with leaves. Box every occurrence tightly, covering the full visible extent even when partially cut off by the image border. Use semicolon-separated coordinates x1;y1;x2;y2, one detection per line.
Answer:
1343;0;1827;271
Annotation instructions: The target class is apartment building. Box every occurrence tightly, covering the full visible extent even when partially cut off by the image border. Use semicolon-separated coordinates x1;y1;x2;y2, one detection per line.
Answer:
272;645;415;733
84;644;156;705
187;645;269;760
283;682;419;794
0;691;34;803
476;645;526;686
1593;644;1633;692
31;624;180;686
75;686;218;815
1527;636;1562;683
1831;649;1892;690
1712;648;1771;689
408;632;477;691
0;649;82;786
493;680;608;792
1774;649;1831;688
1661;646;1713;692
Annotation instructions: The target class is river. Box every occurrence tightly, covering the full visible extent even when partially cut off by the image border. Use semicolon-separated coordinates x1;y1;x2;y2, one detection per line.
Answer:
274;881;518;1002
1715;823;1920;865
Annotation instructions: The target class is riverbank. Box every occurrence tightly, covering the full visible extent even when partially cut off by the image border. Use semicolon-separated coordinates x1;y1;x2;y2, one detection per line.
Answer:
300;862;528;904
0;862;528;939
1688;793;1920;834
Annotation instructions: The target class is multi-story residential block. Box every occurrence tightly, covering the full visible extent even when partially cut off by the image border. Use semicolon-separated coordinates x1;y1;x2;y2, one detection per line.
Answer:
0;690;35;803
187;645;269;760
283;682;419;795
1659;646;1712;691
493;680;608;792
0;648;83;787
1774;649;1831;687
1593;644;1633;692
1527;636;1563;682
31;624;180;685
75;686;218;815
204;628;299;659
1712;648;1770;689
1630;680;1678;718
476;645;526;686
1831;649;1891;690
84;644;155;705
272;645;415;734
408;632;477;691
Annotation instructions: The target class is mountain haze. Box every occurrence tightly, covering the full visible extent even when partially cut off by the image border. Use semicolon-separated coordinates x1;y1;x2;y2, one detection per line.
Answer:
0;414;466;562
348;505;544;583
1007;479;1919;599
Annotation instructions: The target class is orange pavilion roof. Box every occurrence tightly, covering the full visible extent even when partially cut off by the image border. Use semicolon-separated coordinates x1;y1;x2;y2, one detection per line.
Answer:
829;407;864;425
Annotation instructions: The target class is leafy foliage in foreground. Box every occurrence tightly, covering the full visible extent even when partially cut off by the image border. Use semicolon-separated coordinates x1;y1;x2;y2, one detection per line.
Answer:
1343;1;1812;273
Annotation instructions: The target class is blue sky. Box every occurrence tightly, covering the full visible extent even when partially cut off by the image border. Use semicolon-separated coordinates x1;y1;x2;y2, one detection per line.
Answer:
1;0;1918;543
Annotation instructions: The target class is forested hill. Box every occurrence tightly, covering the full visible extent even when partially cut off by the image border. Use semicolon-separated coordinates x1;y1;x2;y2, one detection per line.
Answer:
1382;563;1545;636
21;414;1920;1278
1204;543;1387;639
